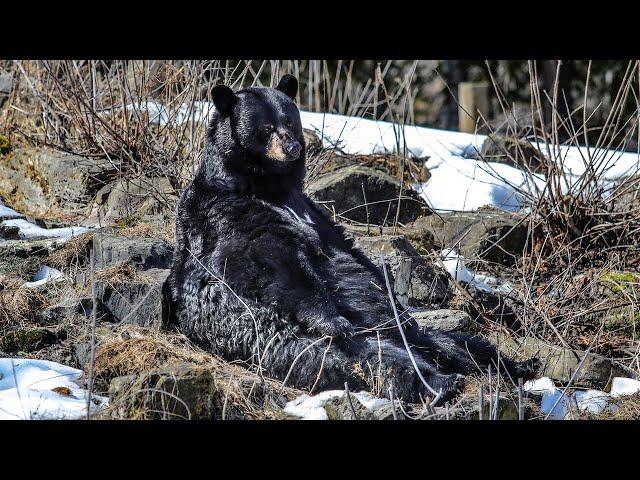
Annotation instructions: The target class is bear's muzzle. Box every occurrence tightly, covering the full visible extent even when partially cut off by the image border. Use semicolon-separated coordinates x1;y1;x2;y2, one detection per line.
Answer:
267;131;301;162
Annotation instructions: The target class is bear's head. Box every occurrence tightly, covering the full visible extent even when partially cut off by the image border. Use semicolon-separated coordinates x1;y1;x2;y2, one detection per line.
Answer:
205;75;305;195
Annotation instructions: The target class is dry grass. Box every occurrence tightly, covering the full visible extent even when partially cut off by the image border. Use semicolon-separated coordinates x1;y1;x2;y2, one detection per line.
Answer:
91;326;211;382
46;233;93;271
92;325;301;420
111;219;175;243
94;261;153;286
306;148;430;186
0;275;48;326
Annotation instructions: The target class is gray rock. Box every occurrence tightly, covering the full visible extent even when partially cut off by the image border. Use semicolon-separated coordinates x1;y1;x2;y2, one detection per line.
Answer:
410;308;472;332
372;402;405;420
480;133;545;173
0;237;62;277
355;235;450;307
0;328;60;354
87;176;176;225
324;392;376;420
411;206;530;266
489;334;637;390
37;296;98;325
107;362;219;420
0;147;115;219
93;234;173;271
95;268;170;328
306;165;428;226
344;223;435;253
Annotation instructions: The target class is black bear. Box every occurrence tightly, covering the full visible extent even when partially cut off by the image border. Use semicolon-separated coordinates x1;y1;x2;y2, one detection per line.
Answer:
168;75;537;404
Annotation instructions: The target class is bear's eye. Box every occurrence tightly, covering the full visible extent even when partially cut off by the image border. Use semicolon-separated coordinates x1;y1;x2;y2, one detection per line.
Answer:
259;124;274;137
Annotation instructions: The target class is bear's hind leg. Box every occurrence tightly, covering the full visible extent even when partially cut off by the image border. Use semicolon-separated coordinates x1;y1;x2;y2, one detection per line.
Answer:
407;328;539;382
352;336;464;405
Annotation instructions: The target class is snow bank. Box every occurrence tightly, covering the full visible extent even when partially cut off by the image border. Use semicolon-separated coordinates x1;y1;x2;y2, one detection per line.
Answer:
300;111;640;182
0;219;89;240
0;358;108;420
107;102;639;212
300;112;637;212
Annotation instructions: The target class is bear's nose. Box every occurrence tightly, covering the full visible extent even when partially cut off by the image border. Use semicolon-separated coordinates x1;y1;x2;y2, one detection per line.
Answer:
284;139;301;158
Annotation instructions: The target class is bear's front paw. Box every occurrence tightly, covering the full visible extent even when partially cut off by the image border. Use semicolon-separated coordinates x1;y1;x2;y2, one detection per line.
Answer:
311;315;354;338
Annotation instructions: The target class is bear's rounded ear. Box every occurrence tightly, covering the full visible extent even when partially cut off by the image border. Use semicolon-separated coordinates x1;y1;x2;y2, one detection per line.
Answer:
211;84;237;116
276;74;298;101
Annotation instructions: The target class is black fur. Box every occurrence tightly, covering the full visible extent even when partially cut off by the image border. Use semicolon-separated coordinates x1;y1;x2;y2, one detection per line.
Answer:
168;77;537;404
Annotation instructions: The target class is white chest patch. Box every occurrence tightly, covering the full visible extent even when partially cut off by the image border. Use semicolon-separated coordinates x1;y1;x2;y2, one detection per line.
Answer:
284;206;315;225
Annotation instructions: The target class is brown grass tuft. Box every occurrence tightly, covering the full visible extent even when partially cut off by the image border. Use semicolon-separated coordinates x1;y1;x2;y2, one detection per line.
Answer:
94;262;152;286
0;275;48;326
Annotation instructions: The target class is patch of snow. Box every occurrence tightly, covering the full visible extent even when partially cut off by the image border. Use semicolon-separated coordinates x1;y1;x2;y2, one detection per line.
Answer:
299;112;639;211
21;265;65;289
574;389;611;415
523;375;640;419
0;219;89;240
353;391;390;412
284;390;344;420
415;155;546;212
283;389;388;420
440;248;514;295
0;201;24;221
540;389;574;420
610;377;640;397
523;376;556;394
0;358;108;420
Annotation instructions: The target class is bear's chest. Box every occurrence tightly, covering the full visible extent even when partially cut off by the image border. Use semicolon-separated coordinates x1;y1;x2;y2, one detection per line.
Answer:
283;205;315;225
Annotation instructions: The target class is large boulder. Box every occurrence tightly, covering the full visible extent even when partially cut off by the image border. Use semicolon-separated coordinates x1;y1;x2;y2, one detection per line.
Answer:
354;235;450;307
411;206;530;266
409;308;472;333
87;176;177;226
490;333;637;390
344;224;435;254
306;165;429;226
0;147;115;220
107;362;219;420
92;234;173;271
95;268;170;328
